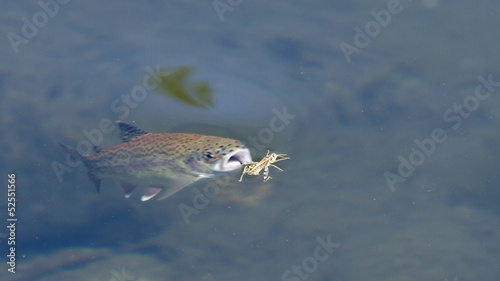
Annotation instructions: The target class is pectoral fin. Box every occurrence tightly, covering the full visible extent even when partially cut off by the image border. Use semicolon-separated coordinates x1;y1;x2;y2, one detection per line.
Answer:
140;176;204;201
157;177;201;200
141;186;163;201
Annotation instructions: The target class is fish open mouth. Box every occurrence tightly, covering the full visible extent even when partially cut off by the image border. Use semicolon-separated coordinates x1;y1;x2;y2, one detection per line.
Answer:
217;149;252;172
228;151;251;165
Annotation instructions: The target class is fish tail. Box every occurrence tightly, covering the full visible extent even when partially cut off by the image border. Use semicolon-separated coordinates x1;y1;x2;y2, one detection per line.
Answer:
58;143;102;193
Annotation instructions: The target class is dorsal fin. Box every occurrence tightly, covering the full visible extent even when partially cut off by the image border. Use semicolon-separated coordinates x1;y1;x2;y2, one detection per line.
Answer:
116;121;149;143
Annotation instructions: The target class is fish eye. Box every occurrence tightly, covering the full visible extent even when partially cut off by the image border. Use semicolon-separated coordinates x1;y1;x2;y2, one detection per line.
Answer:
202;150;219;162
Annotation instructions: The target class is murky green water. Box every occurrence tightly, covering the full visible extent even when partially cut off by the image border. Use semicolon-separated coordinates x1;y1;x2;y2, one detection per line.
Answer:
1;0;500;280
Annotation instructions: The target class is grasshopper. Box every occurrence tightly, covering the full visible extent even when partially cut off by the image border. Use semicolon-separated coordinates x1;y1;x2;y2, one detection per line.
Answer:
239;150;290;182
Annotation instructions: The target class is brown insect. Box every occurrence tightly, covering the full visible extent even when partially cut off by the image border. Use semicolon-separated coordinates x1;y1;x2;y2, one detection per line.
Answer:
239;150;290;182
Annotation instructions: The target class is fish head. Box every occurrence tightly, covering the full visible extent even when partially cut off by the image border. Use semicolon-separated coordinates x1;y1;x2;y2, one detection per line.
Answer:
186;136;252;175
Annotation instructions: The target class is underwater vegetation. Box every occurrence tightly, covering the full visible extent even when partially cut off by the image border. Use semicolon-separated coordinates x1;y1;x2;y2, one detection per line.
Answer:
153;66;213;109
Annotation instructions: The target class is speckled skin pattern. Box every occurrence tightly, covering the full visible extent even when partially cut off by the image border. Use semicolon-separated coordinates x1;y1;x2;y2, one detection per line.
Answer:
83;133;249;184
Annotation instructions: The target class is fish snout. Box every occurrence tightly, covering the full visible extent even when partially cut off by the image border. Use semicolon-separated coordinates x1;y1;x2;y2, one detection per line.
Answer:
217;148;252;172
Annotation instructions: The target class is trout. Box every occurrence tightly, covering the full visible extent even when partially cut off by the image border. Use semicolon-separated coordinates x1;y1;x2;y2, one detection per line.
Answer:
60;121;252;201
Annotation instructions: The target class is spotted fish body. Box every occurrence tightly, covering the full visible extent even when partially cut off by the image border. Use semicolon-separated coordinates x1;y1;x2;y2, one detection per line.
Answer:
60;121;252;201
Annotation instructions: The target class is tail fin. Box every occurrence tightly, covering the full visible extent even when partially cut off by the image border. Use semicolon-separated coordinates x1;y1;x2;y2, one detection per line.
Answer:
58;143;102;193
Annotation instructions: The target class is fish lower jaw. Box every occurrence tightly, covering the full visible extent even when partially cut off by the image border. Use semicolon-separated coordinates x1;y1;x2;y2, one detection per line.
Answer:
212;161;243;172
213;149;253;172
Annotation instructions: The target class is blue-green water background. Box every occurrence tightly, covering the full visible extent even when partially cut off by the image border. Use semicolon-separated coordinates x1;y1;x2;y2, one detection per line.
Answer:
1;0;500;280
